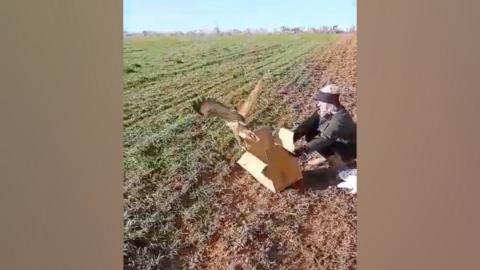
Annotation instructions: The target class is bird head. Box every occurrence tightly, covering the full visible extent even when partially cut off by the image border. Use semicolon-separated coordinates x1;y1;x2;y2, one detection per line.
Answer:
192;98;207;116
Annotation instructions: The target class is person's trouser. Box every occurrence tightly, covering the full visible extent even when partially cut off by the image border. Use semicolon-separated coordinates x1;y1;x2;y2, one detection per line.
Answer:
293;111;356;162
321;141;357;162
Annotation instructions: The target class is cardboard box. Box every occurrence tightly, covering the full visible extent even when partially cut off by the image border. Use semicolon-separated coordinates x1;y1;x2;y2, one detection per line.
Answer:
237;127;303;192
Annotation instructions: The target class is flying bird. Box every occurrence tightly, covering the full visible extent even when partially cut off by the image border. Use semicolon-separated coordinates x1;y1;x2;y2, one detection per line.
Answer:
192;79;264;148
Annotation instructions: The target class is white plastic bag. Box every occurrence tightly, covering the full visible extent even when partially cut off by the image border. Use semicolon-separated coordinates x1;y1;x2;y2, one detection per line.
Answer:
337;168;357;194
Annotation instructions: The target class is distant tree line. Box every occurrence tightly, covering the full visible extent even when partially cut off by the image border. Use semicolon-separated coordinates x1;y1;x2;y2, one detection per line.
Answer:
123;25;356;38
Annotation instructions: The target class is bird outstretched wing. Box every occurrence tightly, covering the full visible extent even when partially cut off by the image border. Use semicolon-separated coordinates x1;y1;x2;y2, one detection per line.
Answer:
192;78;265;145
192;78;264;124
192;98;245;123
237;78;264;119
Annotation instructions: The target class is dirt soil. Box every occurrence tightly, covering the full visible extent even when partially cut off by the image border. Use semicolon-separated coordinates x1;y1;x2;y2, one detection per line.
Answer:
197;35;358;270
123;34;357;270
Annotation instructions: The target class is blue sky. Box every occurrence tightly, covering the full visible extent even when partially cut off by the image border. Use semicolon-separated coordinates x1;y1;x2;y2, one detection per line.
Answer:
124;0;356;32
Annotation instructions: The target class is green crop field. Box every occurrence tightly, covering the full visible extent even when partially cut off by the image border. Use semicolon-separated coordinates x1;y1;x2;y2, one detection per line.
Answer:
123;33;352;269
124;34;336;180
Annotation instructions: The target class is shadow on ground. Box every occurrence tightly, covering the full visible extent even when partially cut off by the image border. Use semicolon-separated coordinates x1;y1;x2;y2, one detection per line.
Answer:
300;167;341;191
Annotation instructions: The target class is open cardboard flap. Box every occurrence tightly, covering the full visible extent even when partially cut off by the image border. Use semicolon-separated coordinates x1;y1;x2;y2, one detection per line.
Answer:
274;128;296;153
238;127;302;192
237;151;275;192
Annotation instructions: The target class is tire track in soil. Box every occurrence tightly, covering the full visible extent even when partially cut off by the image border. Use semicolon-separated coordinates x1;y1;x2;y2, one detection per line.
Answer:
198;34;357;269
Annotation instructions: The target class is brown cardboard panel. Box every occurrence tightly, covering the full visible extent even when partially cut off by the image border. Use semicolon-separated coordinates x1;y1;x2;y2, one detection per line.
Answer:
265;146;303;191
238;126;302;192
245;127;275;163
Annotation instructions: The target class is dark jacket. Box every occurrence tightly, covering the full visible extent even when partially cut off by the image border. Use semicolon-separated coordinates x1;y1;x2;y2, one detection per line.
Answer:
294;107;356;155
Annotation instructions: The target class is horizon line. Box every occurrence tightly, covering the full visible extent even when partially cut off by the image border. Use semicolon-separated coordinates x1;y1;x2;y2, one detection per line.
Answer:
124;24;356;34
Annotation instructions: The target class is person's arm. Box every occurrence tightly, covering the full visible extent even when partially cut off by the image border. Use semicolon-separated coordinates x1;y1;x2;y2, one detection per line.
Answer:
295;116;342;155
293;111;320;142
303;133;337;154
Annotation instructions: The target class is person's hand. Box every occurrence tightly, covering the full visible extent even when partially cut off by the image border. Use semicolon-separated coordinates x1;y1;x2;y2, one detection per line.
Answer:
243;130;259;142
293;145;306;157
238;126;259;143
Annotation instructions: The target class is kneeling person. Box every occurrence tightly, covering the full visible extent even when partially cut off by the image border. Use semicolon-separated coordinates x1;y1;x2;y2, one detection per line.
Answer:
293;84;357;167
